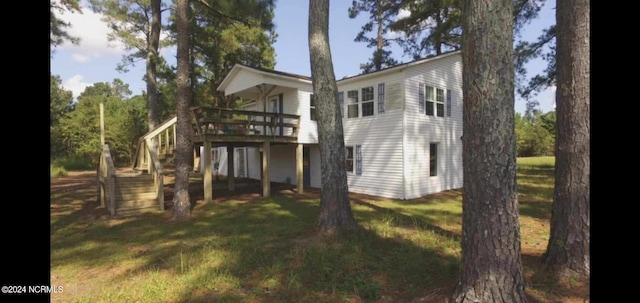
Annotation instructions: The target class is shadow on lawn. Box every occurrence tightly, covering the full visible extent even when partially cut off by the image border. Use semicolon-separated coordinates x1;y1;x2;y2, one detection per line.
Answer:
51;178;461;303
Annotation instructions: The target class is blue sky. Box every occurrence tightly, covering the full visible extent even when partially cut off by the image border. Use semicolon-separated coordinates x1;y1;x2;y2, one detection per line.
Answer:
50;0;556;114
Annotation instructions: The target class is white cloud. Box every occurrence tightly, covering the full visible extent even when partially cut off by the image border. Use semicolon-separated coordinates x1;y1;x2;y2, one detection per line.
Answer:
54;2;127;62
71;53;90;63
63;75;92;101
397;8;411;20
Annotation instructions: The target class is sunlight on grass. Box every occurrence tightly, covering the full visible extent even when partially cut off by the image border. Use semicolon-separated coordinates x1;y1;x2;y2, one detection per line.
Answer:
51;156;587;302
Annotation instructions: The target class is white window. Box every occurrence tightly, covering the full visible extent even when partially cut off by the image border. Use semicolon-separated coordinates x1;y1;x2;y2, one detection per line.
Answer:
346;86;375;118
347;90;359;118
429;143;438;177
361;86;374;117
310;94;316;121
345;146;354;173
425;85;445;117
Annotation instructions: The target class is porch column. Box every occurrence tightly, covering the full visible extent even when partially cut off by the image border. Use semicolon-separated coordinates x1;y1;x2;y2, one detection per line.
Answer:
227;145;235;191
203;140;213;203
296;143;304;194
262;141;270;197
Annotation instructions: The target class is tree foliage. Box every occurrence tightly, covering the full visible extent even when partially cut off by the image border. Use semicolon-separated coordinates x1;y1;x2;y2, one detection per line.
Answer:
51;0;83;53
348;0;400;72
515;110;555;157
174;0;277;108
54;80;147;166
51;75;76;159
349;0;557;99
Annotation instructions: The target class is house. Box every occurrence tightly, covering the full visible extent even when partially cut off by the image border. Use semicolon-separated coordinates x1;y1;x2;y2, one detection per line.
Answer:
207;50;463;200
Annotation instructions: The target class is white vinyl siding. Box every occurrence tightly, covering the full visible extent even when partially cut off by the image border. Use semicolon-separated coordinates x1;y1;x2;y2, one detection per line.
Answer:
403;53;463;199
339;71;405;199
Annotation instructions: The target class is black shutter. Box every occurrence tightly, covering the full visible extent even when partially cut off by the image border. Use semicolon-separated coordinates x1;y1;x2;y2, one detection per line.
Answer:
355;145;362;176
446;89;452;117
378;83;385;114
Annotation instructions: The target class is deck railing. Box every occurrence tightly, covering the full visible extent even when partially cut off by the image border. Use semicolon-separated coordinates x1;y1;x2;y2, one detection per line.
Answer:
190;107;300;140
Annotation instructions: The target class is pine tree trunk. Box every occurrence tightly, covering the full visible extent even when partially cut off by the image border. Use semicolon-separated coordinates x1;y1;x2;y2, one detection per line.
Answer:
146;0;161;152
308;0;357;234
544;0;590;279
172;0;192;221
451;0;527;302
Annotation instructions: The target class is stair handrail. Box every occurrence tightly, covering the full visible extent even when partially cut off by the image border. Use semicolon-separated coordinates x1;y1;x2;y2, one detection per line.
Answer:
132;115;177;171
145;138;165;211
98;144;117;217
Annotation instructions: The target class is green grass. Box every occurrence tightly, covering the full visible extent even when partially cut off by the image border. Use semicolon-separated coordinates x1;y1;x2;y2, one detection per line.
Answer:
51;163;68;178
50;156;587;303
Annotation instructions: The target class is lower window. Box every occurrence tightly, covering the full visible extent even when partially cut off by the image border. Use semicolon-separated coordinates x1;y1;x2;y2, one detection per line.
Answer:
429;143;438;177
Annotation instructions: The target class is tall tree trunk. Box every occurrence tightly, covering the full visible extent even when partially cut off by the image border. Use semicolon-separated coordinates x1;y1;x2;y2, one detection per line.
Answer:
146;0;161;151
451;0;527;302
308;0;357;234
375;0;383;71
172;0;192;221
544;0;590;279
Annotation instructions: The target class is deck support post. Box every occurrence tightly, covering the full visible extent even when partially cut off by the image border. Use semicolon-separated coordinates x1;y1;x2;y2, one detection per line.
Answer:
262;141;270;197
227;145;235;191
296;143;304;194
203;140;213;203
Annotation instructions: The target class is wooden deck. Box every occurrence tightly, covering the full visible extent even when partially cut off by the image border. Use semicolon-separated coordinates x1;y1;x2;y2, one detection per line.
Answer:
190;107;300;145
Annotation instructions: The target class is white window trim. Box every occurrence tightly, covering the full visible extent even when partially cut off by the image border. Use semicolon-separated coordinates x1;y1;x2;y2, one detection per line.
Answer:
344;86;376;119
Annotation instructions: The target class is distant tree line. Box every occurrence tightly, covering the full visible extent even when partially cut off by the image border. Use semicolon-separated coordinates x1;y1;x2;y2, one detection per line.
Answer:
515;107;555;157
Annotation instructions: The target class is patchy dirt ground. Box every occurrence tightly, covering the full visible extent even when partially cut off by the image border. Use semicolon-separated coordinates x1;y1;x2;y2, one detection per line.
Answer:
51;170;589;303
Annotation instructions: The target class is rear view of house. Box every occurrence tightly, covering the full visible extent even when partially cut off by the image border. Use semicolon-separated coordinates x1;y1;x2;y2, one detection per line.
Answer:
212;51;463;200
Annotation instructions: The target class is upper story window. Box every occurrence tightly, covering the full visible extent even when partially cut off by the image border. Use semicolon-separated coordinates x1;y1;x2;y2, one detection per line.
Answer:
347;90;359;118
343;86;375;119
425;85;445;117
310;94;316;121
361;86;374;117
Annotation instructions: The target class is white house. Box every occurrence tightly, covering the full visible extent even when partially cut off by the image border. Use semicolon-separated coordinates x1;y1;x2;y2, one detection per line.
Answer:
209;50;463;200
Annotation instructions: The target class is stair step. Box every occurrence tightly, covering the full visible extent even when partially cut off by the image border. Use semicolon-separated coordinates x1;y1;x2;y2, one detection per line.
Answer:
115;205;161;217
115;192;158;202
117;199;159;208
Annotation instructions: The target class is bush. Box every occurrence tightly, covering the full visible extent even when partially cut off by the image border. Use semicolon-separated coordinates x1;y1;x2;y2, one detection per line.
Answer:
50;163;68;178
52;156;95;171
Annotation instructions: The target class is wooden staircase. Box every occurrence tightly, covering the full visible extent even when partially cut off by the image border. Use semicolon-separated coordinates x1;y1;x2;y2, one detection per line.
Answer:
111;172;162;217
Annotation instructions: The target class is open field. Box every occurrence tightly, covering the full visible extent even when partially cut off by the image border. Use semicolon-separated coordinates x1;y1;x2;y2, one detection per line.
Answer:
50;156;588;302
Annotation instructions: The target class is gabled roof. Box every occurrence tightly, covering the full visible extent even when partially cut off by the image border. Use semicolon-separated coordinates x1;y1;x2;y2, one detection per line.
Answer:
217;64;311;93
217;50;461;92
336;50;461;85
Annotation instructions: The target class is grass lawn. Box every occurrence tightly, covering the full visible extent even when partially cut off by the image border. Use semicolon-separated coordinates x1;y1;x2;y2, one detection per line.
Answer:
50;156;588;302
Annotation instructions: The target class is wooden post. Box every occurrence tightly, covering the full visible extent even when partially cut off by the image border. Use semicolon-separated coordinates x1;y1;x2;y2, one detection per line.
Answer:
165;128;170;156
296;143;304;194
262;141;270;197
203;140;212;203
227;145;235;191
193;147;200;173
100;103;105;146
